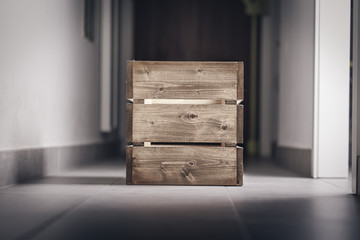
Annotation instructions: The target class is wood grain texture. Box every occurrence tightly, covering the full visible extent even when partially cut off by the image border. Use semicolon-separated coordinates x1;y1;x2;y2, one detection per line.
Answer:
237;105;244;143
132;104;237;143
237;147;243;186
126;103;133;143
126;146;133;184
126;60;134;99
131;146;237;185
237;62;244;101
133;99;144;104
131;61;239;100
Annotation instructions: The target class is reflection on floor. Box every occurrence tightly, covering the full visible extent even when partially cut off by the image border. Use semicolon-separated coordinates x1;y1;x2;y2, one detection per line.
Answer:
0;158;358;240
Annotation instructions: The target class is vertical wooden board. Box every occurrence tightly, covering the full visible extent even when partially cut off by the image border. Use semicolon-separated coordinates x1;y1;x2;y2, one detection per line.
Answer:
237;62;244;101
132;146;237;185
126;60;134;99
126;146;133;184
126;103;133;143
132;61;239;100
132;104;237;143
237;105;244;143
237;147;243;186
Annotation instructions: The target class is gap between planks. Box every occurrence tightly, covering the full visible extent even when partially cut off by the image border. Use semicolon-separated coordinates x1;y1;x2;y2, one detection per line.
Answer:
128;99;242;105
132;142;237;147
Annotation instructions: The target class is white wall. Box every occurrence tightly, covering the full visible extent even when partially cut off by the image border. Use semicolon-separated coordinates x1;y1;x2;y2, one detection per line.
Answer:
313;0;350;178
100;0;112;132
277;0;315;149
355;0;360;194
259;0;279;157
0;0;106;151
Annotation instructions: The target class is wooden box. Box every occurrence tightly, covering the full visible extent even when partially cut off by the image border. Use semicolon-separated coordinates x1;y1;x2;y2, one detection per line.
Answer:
126;61;244;185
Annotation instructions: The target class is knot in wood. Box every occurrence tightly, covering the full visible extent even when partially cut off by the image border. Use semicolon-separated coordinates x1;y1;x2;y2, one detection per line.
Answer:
196;67;203;73
181;113;198;120
158;87;164;91
189;113;197;119
187;161;195;166
221;124;228;130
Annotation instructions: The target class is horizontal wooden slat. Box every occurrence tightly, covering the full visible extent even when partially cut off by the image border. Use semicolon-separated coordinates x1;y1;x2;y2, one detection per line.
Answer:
130;61;241;100
132;104;239;143
130;146;238;185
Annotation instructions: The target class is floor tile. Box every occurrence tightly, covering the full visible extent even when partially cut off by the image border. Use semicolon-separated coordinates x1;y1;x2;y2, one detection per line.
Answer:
0;159;358;240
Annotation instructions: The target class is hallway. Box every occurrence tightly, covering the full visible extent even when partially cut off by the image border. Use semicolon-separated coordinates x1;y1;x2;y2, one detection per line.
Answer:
0;159;358;240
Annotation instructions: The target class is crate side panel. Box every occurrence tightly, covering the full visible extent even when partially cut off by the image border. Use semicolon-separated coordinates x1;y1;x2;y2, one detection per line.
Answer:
126;146;133;184
237;147;243;186
133;61;238;100
132;104;237;143
126;60;134;99
237;105;243;143
237;62;244;101
126;103;133;143
132;146;237;185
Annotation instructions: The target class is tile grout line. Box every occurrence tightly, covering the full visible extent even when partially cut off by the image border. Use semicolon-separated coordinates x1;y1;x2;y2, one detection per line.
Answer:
318;178;350;191
224;187;252;240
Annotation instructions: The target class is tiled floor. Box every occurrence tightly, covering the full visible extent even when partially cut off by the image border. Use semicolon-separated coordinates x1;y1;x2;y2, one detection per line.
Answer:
0;158;359;240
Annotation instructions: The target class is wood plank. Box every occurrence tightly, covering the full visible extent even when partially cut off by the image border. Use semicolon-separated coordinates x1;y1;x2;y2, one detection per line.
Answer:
225;100;237;105
131;146;237;185
132;104;237;143
237;62;244;101
145;99;223;105
126;60;134;99
126;103;133;143
132;61;239;100
237;105;243;143
133;99;144;104
133;142;144;146
126;146;133;184
237;147;243;186
225;143;237;147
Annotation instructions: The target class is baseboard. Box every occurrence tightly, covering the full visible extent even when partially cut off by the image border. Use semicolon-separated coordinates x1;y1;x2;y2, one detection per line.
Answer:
276;146;312;177
0;141;119;189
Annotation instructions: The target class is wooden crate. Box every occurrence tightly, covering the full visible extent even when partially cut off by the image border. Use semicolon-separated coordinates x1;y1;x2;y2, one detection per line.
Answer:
126;61;244;186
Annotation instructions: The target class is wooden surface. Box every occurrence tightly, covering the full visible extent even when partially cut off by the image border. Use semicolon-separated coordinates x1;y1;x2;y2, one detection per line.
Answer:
128;61;243;100
131;104;240;143
126;60;244;186
129;146;239;185
237;105;244;143
126;104;133;143
237;62;244;101
237;147;243;186
126;60;134;99
126;146;133;184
